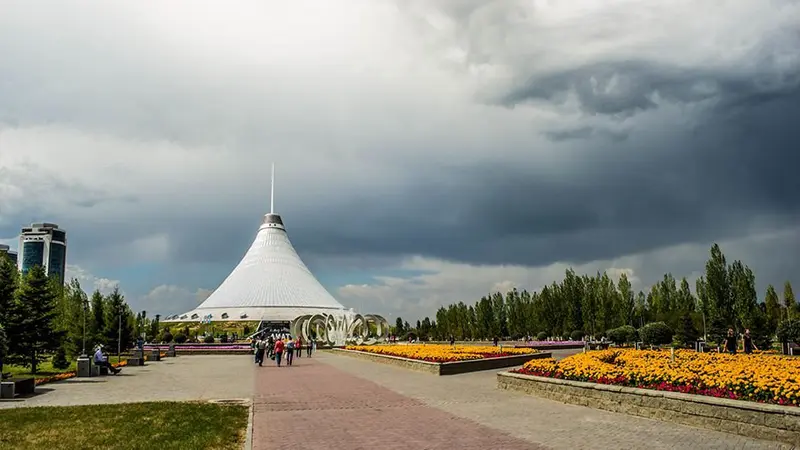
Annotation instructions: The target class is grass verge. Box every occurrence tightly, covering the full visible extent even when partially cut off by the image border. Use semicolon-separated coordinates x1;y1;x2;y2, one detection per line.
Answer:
0;401;248;450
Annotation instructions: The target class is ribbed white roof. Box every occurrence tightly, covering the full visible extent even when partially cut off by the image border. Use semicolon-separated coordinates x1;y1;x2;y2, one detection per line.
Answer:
191;213;346;312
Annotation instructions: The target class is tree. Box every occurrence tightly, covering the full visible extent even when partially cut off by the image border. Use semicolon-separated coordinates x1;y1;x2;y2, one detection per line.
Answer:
59;279;90;358
672;313;699;348
784;282;796;319
150;314;160;340
51;346;69;370
745;307;772;352
606;325;636;346
617;273;635;326
634;291;647;328
102;287;134;356
765;285;781;332
676;277;695;313
639;322;673;346
0;324;7;375
0;253;18;327
89;290;106;348
5;266;63;373
705;244;734;328
729;260;757;331
777;319;800;345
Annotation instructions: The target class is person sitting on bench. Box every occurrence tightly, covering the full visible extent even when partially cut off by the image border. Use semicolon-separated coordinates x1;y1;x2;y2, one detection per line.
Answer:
94;345;121;375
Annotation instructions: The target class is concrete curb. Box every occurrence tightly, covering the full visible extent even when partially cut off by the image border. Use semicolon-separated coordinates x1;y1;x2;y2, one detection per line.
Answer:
497;371;800;445
244;399;254;450
332;348;549;375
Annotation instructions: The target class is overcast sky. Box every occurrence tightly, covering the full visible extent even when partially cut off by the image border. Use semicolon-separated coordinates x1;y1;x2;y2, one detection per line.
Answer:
1;0;798;322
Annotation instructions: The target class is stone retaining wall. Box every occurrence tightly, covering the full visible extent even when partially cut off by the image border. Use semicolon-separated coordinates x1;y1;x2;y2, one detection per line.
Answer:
497;372;800;445
332;349;550;375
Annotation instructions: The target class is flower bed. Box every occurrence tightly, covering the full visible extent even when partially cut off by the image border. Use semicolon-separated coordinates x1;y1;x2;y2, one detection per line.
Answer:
514;349;800;406
345;344;535;363
143;344;251;350
35;360;128;386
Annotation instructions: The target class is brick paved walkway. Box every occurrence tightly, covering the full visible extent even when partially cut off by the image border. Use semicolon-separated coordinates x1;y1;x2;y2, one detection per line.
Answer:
318;352;792;450
252;356;544;449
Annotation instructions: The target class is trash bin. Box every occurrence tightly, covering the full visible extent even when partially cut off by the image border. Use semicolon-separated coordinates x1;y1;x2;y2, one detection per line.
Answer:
77;356;92;377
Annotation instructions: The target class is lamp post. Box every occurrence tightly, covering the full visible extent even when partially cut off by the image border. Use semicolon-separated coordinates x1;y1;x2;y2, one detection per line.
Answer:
81;297;88;357
117;311;122;364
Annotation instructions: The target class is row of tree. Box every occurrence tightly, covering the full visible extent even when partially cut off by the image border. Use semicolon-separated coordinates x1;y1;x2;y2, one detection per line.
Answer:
0;253;150;373
392;244;796;347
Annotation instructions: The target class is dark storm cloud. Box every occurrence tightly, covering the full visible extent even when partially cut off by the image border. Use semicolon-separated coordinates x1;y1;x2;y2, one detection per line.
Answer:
2;0;799;285
249;81;800;268
543;126;628;142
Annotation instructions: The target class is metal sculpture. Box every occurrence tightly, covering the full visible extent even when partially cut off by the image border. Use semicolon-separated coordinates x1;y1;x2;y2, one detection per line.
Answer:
291;309;389;346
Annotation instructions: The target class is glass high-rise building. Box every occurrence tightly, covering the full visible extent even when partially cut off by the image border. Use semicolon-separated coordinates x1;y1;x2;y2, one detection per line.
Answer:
17;222;67;282
0;244;17;265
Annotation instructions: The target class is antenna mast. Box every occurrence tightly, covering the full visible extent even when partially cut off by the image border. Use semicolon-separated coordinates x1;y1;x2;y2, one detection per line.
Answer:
270;163;275;214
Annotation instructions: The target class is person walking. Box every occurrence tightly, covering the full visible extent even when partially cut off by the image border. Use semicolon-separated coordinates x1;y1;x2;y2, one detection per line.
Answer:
295;336;302;358
267;335;275;360
723;328;737;354
306;338;313;357
274;338;285;367
743;328;758;354
286;337;295;366
255;337;266;366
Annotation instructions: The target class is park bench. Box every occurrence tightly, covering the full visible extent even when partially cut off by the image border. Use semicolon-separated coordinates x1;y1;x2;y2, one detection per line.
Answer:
149;349;161;361
127;349;145;366
1;377;35;398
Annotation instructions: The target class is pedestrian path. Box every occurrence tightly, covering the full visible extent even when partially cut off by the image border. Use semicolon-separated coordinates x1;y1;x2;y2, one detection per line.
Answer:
252;352;790;450
251;354;542;449
0;355;254;409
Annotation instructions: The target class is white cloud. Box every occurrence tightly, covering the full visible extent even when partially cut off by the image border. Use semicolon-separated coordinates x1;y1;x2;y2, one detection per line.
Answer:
135;285;212;316
338;226;800;321
65;264;120;295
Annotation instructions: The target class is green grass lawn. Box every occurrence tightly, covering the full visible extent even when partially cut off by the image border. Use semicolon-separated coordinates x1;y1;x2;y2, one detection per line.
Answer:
5;359;77;380
5;355;129;380
0;401;248;450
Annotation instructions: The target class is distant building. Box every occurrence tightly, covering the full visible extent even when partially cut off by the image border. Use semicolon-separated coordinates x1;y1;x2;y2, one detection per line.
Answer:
18;222;67;282
0;244;17;265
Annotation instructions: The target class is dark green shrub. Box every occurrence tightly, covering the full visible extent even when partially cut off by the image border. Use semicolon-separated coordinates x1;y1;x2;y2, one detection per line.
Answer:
219;335;228;343
160;332;173;343
536;332;548;341
672;313;699;348
639;322;673;346
777;319;800;344
606;325;637;346
52;346;70;370
203;335;215;344
569;330;584;341
174;333;187;344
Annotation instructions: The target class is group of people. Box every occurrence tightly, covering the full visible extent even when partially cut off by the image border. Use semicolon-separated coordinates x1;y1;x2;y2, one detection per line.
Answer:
722;328;758;354
252;334;315;367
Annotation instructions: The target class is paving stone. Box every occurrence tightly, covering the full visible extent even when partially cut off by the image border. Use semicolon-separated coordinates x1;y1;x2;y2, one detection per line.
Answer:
252;356;543;450
0;355;254;409
318;351;793;450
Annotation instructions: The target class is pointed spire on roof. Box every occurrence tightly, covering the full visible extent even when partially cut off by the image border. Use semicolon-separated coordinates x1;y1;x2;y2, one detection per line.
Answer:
270;162;275;214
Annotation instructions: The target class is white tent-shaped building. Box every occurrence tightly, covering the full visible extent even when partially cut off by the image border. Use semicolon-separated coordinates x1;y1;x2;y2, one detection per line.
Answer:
165;165;388;344
168;211;347;323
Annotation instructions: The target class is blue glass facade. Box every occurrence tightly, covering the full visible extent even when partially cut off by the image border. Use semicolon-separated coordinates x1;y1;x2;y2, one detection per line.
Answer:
21;241;45;273
51;230;66;243
48;242;66;281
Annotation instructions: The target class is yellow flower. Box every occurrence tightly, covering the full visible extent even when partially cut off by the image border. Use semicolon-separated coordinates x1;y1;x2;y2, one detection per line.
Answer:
346;344;535;362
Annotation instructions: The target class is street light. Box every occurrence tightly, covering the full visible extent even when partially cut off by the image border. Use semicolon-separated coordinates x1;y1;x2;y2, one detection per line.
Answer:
118;310;122;364
81;296;88;357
